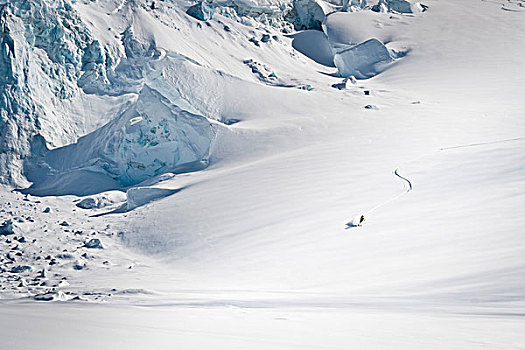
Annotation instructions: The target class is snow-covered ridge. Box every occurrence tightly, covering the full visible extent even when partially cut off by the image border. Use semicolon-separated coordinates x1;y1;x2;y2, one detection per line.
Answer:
0;0;423;191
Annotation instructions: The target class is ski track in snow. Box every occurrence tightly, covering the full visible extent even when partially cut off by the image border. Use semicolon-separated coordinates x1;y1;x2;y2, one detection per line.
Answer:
393;168;412;192
440;136;525;150
353;136;525;226
361;167;413;218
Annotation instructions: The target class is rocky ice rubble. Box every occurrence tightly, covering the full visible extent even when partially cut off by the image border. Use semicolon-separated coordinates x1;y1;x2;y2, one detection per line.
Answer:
0;190;150;302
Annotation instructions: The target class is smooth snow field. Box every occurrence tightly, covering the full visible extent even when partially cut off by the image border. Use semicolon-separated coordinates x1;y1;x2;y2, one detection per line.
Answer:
1;0;525;349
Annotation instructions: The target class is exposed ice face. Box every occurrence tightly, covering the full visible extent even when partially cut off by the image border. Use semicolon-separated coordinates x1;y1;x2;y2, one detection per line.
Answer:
186;1;215;21
333;38;393;78
342;0;367;12
0;0;111;185
208;0;338;32
81;24;161;96
209;0;296;32
0;6;34;185
291;0;333;30
375;0;423;13
42;85;216;188
112;86;214;186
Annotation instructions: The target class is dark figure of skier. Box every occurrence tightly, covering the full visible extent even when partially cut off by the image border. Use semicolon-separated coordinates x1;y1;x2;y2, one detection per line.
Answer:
358;215;365;226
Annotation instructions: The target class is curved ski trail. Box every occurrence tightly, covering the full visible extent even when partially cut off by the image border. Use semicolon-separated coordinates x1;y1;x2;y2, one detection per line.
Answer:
347;136;525;228
365;167;413;216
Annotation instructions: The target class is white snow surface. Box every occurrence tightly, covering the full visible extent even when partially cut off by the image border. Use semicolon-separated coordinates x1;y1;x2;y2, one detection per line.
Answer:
1;0;525;348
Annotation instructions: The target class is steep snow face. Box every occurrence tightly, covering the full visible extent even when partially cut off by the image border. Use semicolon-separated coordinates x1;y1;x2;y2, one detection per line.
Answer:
27;85;216;194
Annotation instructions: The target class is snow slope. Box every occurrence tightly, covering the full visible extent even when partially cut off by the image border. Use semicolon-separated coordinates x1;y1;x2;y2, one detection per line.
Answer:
1;0;525;348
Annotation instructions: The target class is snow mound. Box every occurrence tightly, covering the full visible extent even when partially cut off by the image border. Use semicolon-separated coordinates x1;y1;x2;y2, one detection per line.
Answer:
76;191;126;209
334;38;393;78
126;187;180;211
325;11;391;47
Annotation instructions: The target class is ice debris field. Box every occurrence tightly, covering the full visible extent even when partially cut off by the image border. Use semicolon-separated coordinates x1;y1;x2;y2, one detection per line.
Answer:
0;0;525;348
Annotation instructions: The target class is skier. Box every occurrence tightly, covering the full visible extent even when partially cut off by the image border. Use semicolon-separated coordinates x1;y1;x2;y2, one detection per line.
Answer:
358;215;365;226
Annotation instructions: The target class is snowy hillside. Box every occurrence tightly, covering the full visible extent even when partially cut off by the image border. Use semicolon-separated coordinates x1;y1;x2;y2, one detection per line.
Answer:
1;0;525;348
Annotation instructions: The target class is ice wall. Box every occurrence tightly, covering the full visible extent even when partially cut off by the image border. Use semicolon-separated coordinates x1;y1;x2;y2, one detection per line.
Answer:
333;38;393;78
43;85;216;188
0;0;112;185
